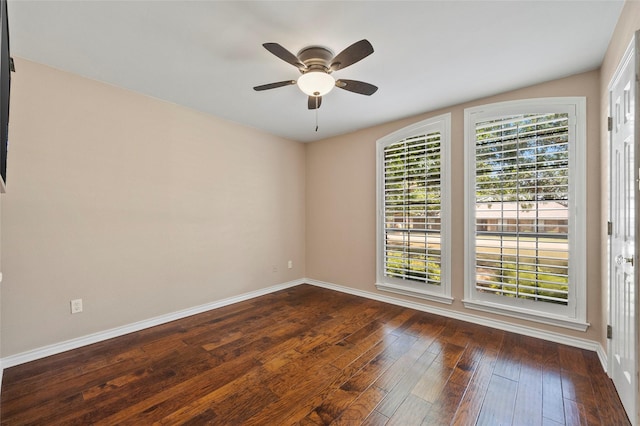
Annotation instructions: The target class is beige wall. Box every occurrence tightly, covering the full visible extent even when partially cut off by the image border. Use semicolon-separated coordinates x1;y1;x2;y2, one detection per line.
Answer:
306;70;602;342
1;59;306;356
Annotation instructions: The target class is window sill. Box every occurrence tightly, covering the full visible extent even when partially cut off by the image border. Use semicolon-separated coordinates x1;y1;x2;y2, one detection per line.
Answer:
462;298;589;331
376;282;453;305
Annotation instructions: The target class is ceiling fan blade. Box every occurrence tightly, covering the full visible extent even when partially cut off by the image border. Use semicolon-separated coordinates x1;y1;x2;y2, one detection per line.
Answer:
335;79;378;96
263;43;307;71
308;96;322;110
253;80;296;91
330;39;374;71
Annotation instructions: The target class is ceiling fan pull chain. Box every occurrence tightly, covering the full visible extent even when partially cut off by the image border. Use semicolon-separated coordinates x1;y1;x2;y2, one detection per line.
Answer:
315;97;319;132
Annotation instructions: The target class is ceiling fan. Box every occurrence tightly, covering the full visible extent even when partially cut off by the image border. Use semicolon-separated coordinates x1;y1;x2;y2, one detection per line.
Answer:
253;39;378;110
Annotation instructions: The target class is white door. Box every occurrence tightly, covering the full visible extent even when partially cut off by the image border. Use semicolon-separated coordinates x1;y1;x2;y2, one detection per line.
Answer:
609;33;638;425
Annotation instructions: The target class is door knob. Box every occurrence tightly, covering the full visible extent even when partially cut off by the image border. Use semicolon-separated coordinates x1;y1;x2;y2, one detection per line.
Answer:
616;254;634;266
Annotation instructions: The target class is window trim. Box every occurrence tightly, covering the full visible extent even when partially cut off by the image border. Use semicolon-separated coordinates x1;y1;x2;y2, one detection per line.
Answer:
376;113;452;304
463;97;589;331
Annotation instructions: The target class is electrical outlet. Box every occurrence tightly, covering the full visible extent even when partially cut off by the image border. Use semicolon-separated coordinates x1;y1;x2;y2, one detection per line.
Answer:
288;260;293;269
70;299;83;314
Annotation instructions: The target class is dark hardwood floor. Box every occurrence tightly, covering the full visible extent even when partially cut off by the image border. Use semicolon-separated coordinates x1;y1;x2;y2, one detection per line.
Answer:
0;284;630;425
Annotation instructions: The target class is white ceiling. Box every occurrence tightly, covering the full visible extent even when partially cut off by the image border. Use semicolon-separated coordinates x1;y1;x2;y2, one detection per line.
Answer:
7;0;624;142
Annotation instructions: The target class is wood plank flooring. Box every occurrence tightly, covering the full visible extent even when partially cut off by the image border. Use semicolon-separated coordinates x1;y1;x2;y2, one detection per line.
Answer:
0;285;630;425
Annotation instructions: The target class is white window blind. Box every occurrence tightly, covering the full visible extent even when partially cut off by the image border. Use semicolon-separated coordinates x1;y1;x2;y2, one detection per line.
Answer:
383;132;442;285
464;98;587;331
376;114;451;304
474;113;570;304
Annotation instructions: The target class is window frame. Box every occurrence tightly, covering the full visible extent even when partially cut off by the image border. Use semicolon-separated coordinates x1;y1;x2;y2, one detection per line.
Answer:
463;97;589;331
376;113;452;304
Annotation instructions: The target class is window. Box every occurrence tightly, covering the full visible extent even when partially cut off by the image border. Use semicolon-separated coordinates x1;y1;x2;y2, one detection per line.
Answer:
464;98;588;330
376;114;452;304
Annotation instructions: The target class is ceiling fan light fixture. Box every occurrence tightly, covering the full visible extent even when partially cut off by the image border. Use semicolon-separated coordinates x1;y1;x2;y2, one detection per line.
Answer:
297;71;335;97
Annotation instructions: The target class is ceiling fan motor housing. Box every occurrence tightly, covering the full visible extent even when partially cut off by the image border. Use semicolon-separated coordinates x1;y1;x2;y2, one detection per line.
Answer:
297;46;334;73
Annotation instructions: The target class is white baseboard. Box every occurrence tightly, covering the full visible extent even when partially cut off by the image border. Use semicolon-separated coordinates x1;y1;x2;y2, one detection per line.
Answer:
596;342;608;373
1;279;304;370
306;279;609;372
0;277;608;376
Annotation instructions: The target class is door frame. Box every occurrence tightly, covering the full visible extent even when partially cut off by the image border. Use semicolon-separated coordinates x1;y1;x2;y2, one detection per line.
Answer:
608;31;640;426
